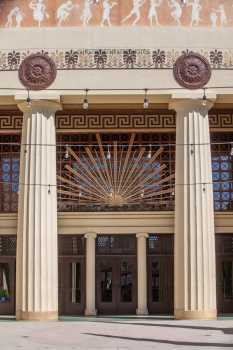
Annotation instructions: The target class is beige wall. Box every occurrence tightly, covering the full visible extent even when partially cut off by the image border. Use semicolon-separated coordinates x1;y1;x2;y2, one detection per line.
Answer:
0;27;233;103
1;212;233;235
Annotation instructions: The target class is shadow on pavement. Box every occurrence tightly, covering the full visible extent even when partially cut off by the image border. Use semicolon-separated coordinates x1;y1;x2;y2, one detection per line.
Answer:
84;332;233;348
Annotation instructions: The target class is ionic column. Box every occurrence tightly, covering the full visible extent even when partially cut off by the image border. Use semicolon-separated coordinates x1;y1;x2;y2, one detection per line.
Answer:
85;233;97;316
16;100;61;321
136;233;149;315
170;99;217;320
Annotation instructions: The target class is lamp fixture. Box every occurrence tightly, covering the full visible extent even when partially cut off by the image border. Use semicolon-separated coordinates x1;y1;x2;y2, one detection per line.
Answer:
143;88;149;109
202;88;207;106
26;89;31;107
83;89;89;110
230;143;233;157
106;145;111;160
147;144;152;159
64;144;69;160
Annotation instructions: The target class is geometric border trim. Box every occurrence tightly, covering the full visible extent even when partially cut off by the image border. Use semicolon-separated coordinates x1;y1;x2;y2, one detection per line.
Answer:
56;111;176;130
1;110;233;131
0;48;230;72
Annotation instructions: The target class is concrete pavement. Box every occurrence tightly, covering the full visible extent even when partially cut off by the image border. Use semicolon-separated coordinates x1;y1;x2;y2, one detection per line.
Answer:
0;316;232;350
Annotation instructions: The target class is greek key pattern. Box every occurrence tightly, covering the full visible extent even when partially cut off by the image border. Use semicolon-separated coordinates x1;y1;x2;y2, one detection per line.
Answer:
0;114;23;130
0;48;231;71
1;111;233;131
209;113;233;128
56;113;176;130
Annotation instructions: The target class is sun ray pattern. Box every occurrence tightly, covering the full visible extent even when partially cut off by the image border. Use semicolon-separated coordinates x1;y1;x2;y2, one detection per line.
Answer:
57;133;175;209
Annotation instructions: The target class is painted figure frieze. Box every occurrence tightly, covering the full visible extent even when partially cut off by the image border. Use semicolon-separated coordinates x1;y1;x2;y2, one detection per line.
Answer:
0;0;233;28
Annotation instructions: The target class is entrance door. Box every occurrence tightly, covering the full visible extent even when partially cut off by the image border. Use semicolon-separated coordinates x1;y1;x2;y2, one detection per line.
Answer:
96;256;137;314
58;236;85;315
217;259;233;313
216;234;233;314
59;257;85;315
0;236;16;316
0;258;15;315
148;234;174;314
96;235;137;315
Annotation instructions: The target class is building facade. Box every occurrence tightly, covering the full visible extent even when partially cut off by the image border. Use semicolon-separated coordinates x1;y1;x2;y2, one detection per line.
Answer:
0;0;233;321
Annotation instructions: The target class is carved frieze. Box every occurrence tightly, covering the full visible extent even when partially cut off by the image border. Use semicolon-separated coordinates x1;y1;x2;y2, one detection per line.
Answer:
173;53;211;89
18;53;57;90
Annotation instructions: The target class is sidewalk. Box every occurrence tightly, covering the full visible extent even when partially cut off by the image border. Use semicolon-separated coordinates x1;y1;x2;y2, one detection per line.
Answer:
0;316;232;350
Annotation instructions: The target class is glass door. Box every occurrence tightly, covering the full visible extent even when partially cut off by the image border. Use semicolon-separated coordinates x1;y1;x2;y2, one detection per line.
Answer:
96;256;137;315
59;258;85;315
217;258;233;313
148;256;173;314
96;258;116;314
216;234;233;314
0;258;15;315
147;235;174;315
117;258;137;314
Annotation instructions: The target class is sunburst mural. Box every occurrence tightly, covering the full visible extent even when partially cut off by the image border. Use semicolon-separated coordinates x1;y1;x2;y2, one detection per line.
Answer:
57;133;175;209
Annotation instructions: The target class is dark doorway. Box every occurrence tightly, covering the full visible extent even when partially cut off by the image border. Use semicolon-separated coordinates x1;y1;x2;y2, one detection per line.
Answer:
0;236;16;316
147;234;174;314
58;236;85;315
216;234;233;314
96;235;137;315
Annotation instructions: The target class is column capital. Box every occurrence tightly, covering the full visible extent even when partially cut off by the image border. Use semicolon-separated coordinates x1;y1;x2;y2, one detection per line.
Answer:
136;233;149;239
85;232;97;239
169;98;213;114
17;99;62;114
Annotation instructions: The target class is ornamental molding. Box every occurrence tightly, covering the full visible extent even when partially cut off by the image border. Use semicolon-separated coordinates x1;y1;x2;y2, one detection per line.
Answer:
56;112;176;131
0;48;231;71
0;110;233;131
18;53;57;90
173;53;211;89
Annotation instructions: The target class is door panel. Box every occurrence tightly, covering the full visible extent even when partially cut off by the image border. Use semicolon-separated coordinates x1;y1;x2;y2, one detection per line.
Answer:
59;257;85;315
96;258;116;314
147;234;174;315
148;256;173;314
118;258;136;313
96;256;137;315
0;258;15;315
216;234;233;314
216;258;233;313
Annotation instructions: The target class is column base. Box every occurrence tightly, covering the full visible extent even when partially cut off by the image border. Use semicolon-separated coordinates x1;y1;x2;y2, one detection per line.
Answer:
16;310;58;321
84;309;97;316
136;308;149;316
175;309;217;320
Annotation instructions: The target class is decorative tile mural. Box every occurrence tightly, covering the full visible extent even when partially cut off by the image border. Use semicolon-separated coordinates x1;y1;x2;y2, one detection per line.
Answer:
0;0;232;28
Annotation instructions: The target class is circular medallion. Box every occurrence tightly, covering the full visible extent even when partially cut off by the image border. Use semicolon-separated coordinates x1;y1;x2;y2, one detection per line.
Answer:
18;53;57;90
173;53;211;90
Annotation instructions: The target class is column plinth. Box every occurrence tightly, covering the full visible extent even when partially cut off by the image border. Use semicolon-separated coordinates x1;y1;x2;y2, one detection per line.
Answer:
85;233;97;316
170;99;217;320
136;233;149;315
16;99;61;321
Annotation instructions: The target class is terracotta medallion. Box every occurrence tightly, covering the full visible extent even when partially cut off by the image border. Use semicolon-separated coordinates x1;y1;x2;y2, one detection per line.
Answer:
18;53;57;90
173;53;211;90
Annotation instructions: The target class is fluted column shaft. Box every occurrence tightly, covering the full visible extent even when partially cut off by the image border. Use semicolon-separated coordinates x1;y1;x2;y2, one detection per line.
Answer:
85;233;97;316
171;99;217;320
16;100;61;321
136;233;149;315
